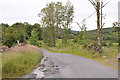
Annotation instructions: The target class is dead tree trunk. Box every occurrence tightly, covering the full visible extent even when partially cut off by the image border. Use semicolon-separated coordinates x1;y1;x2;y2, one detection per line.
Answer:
96;1;102;53
88;0;109;54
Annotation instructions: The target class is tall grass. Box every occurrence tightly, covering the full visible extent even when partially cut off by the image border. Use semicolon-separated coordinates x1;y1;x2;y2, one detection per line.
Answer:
2;45;43;78
48;45;97;58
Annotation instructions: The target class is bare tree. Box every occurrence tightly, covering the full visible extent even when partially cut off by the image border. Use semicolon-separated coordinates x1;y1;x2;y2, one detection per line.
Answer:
88;0;109;53
76;19;87;40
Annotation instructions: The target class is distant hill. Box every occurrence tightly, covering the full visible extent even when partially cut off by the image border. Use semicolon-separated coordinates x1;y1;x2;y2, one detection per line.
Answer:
72;27;118;43
72;27;115;34
87;27;115;35
71;30;79;33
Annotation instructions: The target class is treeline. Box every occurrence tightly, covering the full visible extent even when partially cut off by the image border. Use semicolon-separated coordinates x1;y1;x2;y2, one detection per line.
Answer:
1;22;118;48
1;22;42;47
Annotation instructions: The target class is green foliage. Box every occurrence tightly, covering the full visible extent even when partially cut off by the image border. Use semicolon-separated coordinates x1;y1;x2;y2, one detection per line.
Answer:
73;36;80;43
113;43;119;47
24;22;33;39
2;26;18;48
86;27;118;43
36;41;43;47
32;23;42;40
39;1;74;47
11;23;27;43
29;28;38;45
1;22;43;48
102;41;107;46
69;34;75;39
78;40;87;45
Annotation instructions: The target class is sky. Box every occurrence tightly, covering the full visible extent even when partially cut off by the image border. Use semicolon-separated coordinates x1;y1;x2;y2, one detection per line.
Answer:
0;0;119;31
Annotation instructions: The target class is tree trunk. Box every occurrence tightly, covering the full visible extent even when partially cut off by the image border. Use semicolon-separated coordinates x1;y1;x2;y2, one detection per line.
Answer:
97;1;102;53
52;25;56;47
62;31;64;47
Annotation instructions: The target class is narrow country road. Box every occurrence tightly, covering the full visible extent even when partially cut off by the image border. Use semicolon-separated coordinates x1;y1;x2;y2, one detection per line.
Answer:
41;48;118;78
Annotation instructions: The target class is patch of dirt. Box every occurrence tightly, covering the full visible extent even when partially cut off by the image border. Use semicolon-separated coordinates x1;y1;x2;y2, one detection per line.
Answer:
3;45;41;53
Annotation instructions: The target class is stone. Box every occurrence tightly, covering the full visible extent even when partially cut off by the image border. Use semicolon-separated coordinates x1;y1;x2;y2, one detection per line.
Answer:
24;74;37;78
105;60;110;62
103;56;107;58
49;61;55;67
41;67;48;72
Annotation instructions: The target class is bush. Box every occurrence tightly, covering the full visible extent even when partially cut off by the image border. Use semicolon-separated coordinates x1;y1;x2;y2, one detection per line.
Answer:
113;43;119;47
67;39;73;46
36;41;42;47
102;41;107;46
78;40;86;45
3;27;18;48
109;42;113;46
93;41;97;45
106;42;113;47
73;36;79;43
29;29;38;45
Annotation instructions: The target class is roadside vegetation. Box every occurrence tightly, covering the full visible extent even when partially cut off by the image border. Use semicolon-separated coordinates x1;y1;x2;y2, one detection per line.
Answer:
2;45;43;78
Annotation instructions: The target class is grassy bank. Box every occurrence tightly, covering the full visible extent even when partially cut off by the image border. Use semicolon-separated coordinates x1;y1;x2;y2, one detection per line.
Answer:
2;45;43;78
42;44;118;70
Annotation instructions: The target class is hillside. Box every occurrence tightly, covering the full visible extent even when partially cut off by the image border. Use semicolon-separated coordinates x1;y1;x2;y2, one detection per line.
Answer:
72;27;118;43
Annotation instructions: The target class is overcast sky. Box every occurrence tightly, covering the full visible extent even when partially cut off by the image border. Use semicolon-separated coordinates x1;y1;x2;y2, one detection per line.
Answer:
0;0;119;31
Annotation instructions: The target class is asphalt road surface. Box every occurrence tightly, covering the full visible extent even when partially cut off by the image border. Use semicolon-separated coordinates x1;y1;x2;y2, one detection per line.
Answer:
41;48;118;78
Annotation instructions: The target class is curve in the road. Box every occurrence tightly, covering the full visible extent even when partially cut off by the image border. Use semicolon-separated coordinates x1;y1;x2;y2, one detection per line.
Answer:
41;48;118;78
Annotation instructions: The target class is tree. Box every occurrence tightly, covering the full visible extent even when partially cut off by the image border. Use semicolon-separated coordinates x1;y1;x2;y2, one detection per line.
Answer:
112;22;120;46
76;19;87;40
2;25;18;48
40;2;57;47
32;23;42;40
61;0;74;46
29;28;38;45
24;22;33;39
39;2;64;47
11;22;27;43
88;0;108;53
39;1;74;47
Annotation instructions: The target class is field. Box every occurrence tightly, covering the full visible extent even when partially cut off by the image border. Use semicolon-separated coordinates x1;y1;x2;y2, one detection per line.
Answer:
2;45;43;78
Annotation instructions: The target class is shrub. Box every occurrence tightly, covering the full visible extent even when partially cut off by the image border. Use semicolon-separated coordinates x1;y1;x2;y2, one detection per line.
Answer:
29;29;38;45
113;43;119;47
36;41;42;47
102;41;107;46
106;42;113;47
73;36;79;43
78;40;87;45
109;42;113;46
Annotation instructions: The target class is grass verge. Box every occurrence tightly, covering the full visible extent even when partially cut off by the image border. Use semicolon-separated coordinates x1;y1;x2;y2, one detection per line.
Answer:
2;45;43;78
